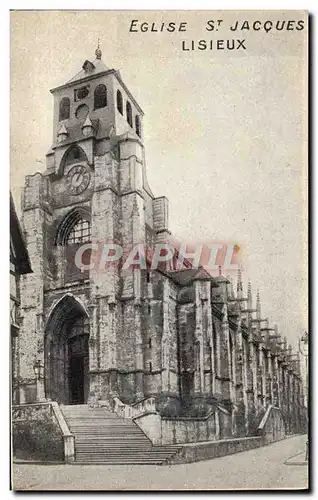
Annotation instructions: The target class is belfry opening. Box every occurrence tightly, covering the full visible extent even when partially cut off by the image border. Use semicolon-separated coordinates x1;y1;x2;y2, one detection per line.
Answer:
44;294;89;404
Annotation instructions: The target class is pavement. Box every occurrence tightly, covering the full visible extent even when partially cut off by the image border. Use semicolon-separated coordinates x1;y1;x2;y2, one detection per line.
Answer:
12;434;308;491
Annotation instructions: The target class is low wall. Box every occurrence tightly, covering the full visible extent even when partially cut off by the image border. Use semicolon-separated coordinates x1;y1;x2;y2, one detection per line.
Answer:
12;402;74;463
133;403;286;449
161;411;218;444
133;406;232;445
133;412;162;445
257;404;285;443
166;436;265;464
166;406;288;465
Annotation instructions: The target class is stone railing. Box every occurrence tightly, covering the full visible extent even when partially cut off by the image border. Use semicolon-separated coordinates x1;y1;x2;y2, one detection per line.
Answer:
98;396;233;445
12;402;75;463
51;402;75;463
132;397;157;416
257;404;285;443
111;396;157;419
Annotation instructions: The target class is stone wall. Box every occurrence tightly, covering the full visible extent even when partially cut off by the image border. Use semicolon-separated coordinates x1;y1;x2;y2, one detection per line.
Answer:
12;403;64;462
166;436;265;465
133;406;234;445
161;413;218;445
257;404;286;443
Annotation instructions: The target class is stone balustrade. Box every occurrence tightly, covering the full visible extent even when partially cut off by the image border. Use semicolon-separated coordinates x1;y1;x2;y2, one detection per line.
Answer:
111;396;157;419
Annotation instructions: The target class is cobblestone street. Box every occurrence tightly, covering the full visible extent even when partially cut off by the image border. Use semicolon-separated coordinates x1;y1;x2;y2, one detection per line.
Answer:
12;434;308;491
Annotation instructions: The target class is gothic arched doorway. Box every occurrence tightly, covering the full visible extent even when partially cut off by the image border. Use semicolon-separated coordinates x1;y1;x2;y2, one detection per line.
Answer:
45;294;90;404
67;316;89;404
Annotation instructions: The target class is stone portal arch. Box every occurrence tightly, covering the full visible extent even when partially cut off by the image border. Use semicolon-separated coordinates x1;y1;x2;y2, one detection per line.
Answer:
45;293;90;404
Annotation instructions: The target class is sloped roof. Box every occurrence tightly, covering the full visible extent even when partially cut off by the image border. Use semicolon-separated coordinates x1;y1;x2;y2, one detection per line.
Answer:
66;58;110;85
10;193;32;274
167;266;218;287
213;275;231;284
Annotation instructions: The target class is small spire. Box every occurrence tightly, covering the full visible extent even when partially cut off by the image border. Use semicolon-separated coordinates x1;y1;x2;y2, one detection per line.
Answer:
57;122;68;143
95;39;102;60
82;114;93;137
58;123;67;135
236;268;241;291
227;275;235;298
247;281;252;309
256;290;261;319
237;268;243;293
218;265;222;277
82;114;93;128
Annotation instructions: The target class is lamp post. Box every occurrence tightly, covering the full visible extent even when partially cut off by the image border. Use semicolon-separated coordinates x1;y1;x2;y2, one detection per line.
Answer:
298;331;308;461
33;359;46;402
298;331;308;406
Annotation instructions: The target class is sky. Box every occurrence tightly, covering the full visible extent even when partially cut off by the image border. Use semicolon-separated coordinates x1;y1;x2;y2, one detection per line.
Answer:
10;10;307;349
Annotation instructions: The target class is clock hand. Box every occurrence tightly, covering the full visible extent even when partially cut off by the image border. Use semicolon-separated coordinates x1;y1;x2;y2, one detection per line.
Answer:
74;173;82;186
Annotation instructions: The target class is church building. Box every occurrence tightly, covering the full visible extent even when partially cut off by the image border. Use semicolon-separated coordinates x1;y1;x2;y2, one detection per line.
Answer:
16;45;306;445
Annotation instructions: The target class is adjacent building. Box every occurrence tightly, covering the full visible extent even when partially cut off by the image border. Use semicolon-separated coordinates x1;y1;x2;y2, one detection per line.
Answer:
10;193;33;403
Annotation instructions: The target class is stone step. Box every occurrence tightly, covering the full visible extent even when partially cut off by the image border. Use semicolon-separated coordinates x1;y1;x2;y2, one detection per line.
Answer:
74;460;165;465
75;451;175;455
66;416;119;420
69;430;141;434
68;427;145;432
75;439;150;442
76;443;151;447
66;420;135;424
75;451;176;457
60;404;179;465
68;424;139;428
63;414;118;418
72;428;142;433
65;416;128;420
68;424;141;427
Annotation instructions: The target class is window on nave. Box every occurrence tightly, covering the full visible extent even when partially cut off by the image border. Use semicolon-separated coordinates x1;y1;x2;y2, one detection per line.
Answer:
66;219;91;245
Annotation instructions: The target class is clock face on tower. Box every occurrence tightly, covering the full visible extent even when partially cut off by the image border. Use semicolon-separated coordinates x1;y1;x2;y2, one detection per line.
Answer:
66;165;91;195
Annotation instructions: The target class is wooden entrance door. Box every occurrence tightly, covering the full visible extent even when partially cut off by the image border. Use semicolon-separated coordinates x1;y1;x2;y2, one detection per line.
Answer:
68;334;89;404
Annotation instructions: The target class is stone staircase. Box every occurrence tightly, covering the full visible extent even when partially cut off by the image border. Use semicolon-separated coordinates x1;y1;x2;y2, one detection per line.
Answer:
61;404;179;465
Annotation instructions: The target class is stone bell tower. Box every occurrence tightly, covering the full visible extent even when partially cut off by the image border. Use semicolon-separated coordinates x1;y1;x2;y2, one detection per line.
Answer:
19;44;170;405
46;42;145;175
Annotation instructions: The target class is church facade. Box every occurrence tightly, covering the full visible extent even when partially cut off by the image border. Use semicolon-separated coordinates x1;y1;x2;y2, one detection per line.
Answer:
16;46;306;440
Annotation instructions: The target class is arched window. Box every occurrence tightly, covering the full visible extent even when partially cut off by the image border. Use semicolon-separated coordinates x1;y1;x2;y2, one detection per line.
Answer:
117;90;123;115
135;115;141;137
94;84;107;109
66;219;91;245
63;145;87;167
59;97;70;121
55;207;91;246
126;101;133;127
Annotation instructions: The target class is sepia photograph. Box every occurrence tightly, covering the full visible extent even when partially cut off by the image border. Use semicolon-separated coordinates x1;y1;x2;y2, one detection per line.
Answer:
10;9;308;491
